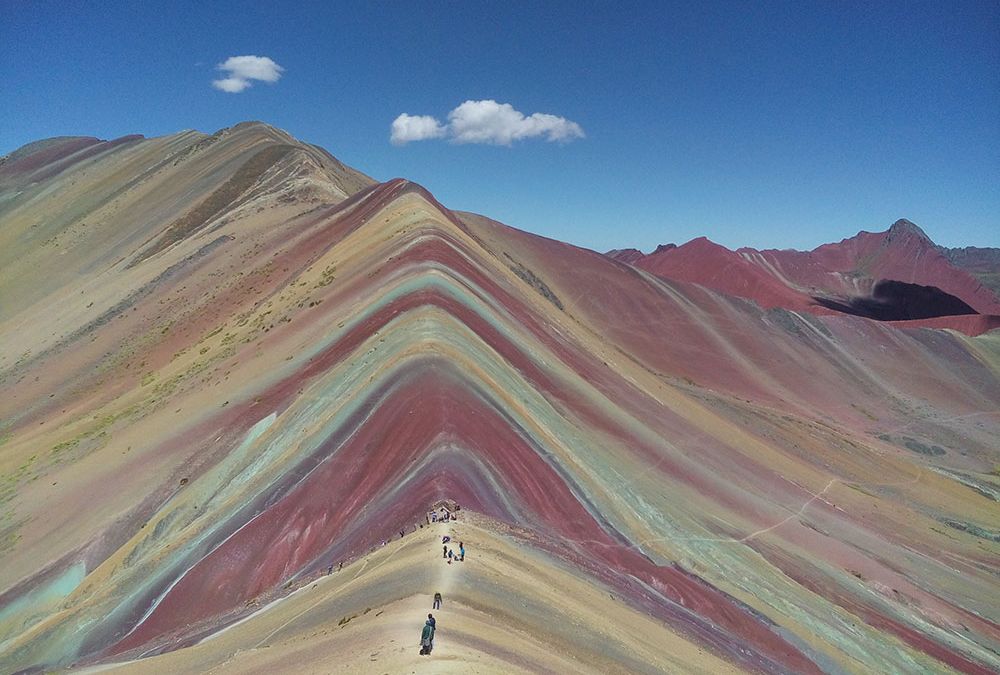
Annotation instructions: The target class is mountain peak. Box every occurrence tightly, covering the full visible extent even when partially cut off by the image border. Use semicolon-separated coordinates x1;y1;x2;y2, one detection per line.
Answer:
4;123;1000;674
887;218;933;245
680;236;732;253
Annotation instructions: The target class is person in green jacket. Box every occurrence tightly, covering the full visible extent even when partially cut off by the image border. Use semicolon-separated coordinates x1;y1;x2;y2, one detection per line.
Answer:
419;618;435;655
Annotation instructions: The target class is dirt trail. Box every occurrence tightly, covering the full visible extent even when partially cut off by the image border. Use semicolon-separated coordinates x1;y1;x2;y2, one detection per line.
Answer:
78;515;735;674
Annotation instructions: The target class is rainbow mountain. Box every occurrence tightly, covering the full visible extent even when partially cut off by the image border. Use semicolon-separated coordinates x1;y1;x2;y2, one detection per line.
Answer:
0;122;998;674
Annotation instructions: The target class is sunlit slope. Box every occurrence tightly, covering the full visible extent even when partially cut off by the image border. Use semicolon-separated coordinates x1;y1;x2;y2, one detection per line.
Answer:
81;515;739;675
616;219;1000;323
0;124;997;674
0;121;372;321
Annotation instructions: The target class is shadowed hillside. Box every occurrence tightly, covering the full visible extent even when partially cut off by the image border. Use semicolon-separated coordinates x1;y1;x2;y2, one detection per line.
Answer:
813;279;978;321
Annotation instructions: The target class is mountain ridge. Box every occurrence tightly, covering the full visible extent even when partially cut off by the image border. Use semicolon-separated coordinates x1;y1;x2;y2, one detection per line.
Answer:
610;218;1000;329
1;123;998;674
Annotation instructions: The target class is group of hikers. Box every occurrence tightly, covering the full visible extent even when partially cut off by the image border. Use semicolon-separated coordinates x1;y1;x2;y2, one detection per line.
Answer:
442;535;465;564
317;500;471;657
324;503;463;577
429;508;456;523
419;591;446;654
419;513;469;656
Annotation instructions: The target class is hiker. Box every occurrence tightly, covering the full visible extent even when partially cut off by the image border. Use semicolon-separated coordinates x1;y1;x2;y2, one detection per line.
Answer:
433;592;442;609
327;564;333;575
459;542;465;561
427;613;436;628
400;528;405;539
419;617;435;655
442;535;451;544
442;545;448;559
447;549;453;564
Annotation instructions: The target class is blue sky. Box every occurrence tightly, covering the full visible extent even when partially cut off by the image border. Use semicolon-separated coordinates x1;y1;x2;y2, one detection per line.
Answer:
2;1;998;251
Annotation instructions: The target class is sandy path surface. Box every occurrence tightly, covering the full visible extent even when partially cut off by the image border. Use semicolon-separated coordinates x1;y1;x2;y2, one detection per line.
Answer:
80;517;736;674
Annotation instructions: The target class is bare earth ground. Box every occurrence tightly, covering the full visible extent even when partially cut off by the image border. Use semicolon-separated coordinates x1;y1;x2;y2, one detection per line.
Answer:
3;126;997;673
79;514;736;674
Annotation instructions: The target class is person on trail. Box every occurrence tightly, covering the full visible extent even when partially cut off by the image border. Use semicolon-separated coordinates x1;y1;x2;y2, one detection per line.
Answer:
419;617;435;655
442;535;451;544
419;621;433;654
447;549;454;564
433;592;442;609
427;613;436;628
442;545;448;559
327;564;333;575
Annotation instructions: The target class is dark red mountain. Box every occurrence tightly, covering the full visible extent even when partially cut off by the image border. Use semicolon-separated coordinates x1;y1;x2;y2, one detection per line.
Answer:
611;219;1000;333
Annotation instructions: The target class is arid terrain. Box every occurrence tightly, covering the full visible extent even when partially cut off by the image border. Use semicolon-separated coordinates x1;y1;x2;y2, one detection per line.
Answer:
1;122;998;673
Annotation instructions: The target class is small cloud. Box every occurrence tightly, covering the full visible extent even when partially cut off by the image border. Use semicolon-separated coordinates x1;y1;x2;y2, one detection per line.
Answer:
390;114;447;145
212;55;284;93
448;100;584;145
213;77;251;93
390;99;584;146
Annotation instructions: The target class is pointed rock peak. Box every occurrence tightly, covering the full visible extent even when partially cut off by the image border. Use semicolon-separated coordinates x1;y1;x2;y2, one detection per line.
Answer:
887;219;934;245
679;236;732;253
652;243;677;255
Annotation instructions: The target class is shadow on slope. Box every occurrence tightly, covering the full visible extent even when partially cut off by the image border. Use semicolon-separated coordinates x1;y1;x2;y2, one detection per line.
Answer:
813;279;978;321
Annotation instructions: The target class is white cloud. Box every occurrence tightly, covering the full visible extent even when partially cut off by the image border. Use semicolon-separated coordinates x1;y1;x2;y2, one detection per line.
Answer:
213;77;251;93
390;100;584;146
448;100;584;145
390;114;447;145
212;55;284;93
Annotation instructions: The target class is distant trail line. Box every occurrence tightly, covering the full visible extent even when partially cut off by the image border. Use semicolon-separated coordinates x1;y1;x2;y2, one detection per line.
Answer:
569;467;924;553
735;478;837;544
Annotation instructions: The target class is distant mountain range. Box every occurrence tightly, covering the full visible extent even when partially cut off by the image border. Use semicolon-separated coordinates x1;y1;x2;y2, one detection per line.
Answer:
608;219;1000;334
940;244;1000;297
